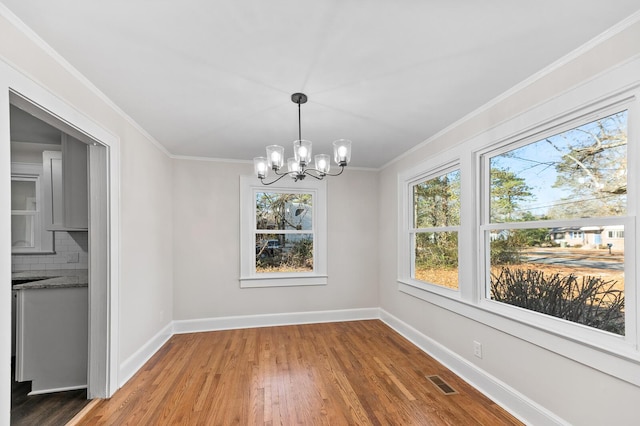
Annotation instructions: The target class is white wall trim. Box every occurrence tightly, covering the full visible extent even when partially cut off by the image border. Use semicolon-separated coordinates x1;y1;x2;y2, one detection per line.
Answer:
379;309;569;426
119;309;378;386
170;154;380;172
170;155;253;164
173;308;380;334
28;384;87;396
118;322;173;388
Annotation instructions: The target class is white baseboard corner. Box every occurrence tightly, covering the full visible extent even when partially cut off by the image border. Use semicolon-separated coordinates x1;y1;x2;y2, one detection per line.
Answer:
118;321;173;388
172;307;380;334
379;309;568;426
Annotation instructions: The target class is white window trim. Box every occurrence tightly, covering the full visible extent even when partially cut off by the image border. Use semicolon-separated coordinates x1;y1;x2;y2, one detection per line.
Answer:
400;161;462;297
11;162;54;254
397;58;640;387
239;175;327;288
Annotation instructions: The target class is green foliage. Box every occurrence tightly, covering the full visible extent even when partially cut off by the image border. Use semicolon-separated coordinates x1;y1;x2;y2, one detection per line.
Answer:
415;232;458;269
286;238;313;269
515;213;551;246
414;170;460;228
490;238;523;265
491;267;624;335
490;168;533;222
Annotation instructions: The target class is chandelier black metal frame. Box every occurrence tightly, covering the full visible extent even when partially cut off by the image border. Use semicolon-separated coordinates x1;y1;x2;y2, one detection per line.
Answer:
253;93;352;185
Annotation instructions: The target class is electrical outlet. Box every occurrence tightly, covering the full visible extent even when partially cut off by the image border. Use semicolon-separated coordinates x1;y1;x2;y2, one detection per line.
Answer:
473;341;483;359
65;252;79;263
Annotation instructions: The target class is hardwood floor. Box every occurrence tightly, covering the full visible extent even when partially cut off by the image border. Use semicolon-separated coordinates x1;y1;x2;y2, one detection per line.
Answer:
77;320;522;425
11;358;90;426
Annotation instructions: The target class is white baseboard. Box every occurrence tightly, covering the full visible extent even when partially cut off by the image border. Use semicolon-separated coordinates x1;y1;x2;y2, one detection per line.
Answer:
118;321;173;388
379;309;568;426
173;307;380;334
28;384;87;396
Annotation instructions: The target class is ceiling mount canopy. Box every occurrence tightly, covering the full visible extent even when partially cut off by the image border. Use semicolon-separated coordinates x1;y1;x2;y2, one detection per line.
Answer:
253;93;351;185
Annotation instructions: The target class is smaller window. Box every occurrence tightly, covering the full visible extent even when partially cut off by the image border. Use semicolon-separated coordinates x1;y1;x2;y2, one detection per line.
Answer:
255;192;314;273
240;176;327;288
410;168;460;290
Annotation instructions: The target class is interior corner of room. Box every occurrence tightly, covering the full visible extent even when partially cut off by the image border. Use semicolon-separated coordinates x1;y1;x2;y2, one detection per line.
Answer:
2;3;640;426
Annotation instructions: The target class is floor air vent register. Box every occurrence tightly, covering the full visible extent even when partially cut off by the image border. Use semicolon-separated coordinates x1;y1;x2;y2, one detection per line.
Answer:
426;375;458;395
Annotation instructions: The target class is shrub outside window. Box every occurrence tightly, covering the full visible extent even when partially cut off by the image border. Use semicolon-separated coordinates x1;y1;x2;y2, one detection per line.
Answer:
482;109;628;335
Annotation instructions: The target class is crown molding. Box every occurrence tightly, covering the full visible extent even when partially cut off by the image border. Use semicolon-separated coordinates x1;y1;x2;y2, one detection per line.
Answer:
0;4;173;158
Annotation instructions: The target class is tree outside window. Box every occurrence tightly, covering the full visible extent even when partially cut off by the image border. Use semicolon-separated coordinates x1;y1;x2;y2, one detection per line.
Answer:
412;169;460;290
255;192;314;273
485;110;627;335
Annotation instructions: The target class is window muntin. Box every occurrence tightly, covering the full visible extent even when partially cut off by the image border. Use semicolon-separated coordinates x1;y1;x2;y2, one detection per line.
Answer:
484;110;628;335
411;169;460;290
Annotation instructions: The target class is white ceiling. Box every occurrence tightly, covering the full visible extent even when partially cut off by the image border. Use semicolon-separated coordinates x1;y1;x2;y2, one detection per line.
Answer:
3;1;640;168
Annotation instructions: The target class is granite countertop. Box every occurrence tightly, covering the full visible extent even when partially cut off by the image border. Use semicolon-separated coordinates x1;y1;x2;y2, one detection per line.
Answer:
11;269;88;290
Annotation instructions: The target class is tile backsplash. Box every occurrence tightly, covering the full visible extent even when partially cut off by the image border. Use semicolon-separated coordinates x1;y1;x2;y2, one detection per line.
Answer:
12;231;88;271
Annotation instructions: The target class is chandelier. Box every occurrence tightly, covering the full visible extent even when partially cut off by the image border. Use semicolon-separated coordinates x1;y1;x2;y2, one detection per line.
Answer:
253;93;352;185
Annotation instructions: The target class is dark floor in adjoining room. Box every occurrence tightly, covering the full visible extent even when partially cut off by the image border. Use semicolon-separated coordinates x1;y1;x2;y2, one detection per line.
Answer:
11;358;90;426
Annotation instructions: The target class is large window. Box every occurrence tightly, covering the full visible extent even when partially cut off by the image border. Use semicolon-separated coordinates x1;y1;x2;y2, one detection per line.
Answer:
482;109;628;336
240;176;327;288
397;80;639;386
410;167;460;290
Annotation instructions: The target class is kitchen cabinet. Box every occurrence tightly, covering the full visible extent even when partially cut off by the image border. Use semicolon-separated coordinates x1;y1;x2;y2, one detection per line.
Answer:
42;134;88;230
15;285;88;394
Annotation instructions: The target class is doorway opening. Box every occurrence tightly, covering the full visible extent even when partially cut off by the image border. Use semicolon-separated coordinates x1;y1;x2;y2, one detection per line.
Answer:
7;91;113;423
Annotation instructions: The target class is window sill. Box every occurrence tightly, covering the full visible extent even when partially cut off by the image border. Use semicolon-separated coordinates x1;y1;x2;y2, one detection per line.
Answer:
397;278;461;298
240;275;328;288
397;281;640;388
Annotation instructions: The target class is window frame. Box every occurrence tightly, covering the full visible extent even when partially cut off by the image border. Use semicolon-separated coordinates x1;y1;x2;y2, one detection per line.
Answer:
399;159;464;299
239;175;327;288
11;163;54;254
397;71;640;387
477;102;635;349
407;163;461;292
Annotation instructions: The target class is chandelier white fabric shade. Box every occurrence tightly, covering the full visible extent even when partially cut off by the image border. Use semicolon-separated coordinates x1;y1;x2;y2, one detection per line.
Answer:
253;93;352;185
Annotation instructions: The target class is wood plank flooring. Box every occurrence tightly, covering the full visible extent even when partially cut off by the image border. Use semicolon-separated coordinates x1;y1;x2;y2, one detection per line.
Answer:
76;320;522;425
11;357;90;426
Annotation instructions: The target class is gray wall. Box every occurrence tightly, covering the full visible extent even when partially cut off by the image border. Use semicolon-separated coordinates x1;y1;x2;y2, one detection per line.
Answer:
377;19;640;425
171;159;379;319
